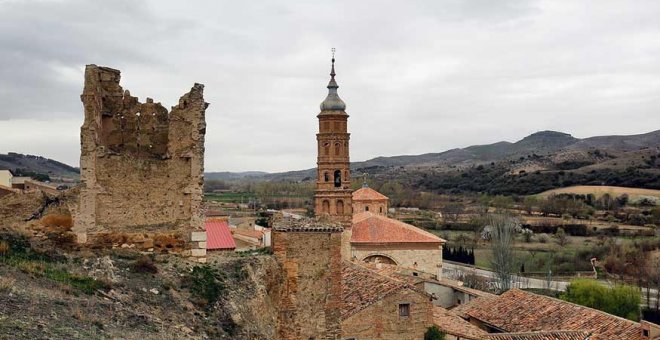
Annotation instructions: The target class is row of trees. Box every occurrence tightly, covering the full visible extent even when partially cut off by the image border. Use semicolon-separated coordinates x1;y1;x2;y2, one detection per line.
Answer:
418;164;660;196
442;246;475;265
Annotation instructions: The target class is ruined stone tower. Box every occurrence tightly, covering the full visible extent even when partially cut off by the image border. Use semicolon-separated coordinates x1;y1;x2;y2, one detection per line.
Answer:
73;65;208;259
314;56;352;225
272;223;343;339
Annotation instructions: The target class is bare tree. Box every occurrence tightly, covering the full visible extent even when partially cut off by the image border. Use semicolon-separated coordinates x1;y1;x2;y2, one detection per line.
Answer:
440;203;464;224
555;227;569;246
489;214;518;293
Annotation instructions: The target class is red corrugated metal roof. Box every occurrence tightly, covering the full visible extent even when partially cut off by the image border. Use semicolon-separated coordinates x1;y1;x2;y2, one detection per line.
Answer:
205;219;236;250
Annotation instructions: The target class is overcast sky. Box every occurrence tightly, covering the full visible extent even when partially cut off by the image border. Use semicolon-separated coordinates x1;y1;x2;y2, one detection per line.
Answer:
1;0;659;172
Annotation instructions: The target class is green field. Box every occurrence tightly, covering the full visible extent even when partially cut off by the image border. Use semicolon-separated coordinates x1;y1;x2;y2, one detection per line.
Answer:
204;192;257;203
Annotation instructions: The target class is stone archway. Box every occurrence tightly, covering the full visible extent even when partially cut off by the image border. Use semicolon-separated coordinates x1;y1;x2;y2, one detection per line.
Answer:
362;254;397;266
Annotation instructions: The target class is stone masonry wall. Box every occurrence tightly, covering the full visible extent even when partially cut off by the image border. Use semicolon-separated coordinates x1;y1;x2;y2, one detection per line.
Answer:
351;243;443;278
272;225;343;339
73;65;208;259
341;288;433;340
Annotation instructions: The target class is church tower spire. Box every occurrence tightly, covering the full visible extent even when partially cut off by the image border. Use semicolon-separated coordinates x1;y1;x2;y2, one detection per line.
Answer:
314;50;352;225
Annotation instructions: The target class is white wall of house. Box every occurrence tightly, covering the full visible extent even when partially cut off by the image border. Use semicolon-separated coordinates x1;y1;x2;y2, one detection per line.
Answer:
0;170;13;187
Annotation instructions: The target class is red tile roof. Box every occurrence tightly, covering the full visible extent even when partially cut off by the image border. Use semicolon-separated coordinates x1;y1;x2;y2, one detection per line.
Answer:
463;289;645;340
341;261;427;320
205;219;236;250
433;306;487;339
351;212;445;244
485;331;592;340
352;187;389;201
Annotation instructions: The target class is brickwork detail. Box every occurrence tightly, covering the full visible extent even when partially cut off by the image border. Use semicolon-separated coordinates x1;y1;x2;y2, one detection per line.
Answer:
272;223;343;339
314;59;352;226
73;65;208;257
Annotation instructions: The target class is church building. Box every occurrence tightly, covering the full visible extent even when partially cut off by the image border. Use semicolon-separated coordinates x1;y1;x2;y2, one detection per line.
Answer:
313;55;445;279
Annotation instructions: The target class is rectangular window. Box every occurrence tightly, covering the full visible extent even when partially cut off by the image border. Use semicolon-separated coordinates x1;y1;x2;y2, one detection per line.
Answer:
398;303;410;317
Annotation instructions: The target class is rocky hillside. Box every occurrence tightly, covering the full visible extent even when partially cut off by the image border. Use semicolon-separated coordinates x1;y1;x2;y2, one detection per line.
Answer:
0;153;79;181
0;233;281;339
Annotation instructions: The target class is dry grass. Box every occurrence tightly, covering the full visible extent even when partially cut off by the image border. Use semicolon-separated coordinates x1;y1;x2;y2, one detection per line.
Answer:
16;261;47;275
41;214;73;230
130;255;158;274
0;277;15;293
0;241;9;256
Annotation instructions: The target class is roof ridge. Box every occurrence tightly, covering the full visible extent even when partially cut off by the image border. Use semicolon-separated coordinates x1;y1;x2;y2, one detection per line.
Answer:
489;330;592;335
341;261;430;319
505;288;641;327
369;213;445;242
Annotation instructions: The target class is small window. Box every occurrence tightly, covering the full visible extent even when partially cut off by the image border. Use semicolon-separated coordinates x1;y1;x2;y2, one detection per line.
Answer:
643;329;649;337
379;207;383;213
398;303;410;317
412;272;418;277
365;206;369;212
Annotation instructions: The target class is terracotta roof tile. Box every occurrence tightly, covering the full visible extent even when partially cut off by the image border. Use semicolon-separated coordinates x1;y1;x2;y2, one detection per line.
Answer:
464;289;645;340
352;187;389;201
433;306;487;339
205;219;236;250
485;331;592;340
351;212;445;244
232;228;264;239
341;261;427;320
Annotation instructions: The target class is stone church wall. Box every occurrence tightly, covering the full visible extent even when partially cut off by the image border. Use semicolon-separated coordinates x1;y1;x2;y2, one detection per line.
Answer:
272;223;343;339
73;65;207;259
352;243;443;278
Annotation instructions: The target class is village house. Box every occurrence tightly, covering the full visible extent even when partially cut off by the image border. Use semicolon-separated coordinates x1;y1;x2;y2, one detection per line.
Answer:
341;261;434;340
205;218;236;251
366;263;495;309
453;288;660;340
0;169;13;187
9;176;31;190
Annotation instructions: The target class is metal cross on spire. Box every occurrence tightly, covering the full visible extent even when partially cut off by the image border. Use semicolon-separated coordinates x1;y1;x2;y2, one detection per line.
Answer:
331;47;336;61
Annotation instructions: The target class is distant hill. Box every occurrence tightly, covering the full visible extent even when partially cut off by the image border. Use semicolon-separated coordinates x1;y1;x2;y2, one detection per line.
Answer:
205;171;269;181
0;152;79;180
233;130;660;184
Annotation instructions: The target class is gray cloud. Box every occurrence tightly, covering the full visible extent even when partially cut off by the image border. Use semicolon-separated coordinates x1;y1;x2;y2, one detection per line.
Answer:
0;0;659;172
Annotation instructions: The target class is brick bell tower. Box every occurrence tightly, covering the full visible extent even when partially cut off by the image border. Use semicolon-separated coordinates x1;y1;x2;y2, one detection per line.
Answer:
314;51;352;225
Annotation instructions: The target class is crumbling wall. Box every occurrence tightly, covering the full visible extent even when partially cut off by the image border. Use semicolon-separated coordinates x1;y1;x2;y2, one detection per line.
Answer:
73;65;207;258
272;224;343;339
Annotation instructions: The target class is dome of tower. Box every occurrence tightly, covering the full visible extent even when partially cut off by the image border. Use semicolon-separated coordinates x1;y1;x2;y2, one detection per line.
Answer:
320;57;347;111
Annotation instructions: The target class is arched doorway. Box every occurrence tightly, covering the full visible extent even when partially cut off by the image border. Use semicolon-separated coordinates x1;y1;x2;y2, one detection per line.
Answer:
322;200;330;214
336;200;344;214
